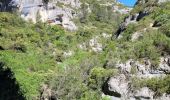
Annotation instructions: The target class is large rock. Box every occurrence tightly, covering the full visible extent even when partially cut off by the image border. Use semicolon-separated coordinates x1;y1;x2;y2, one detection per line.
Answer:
113;12;148;39
159;56;170;74
1;0;80;31
107;74;130;98
103;57;170;99
115;58;168;79
134;87;154;100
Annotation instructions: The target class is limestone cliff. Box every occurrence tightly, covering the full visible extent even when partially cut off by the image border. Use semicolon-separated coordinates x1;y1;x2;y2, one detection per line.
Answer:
0;0;80;31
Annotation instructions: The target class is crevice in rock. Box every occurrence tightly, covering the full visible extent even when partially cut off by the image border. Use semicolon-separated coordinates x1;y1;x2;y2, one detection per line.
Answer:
0;62;25;100
0;0;13;11
135;96;150;99
112;11;149;39
152;21;162;27
136;11;149;21
0;46;4;50
102;78;121;97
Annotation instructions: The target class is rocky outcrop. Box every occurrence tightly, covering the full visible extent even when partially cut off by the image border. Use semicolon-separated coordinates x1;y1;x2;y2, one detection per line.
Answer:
113;11;148;39
0;0;80;31
103;75;156;100
159;57;170;74
115;57;170;78
134;87;154;100
158;0;170;3
107;74;130;98
0;0;15;11
103;56;170;100
112;0;167;39
79;36;103;52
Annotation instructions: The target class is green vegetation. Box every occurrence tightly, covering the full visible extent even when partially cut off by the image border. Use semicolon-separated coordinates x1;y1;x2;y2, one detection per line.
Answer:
113;1;170;66
1;0;170;99
124;2;170;96
49;50;118;100
0;5;121;98
0;12;66;99
132;76;170;96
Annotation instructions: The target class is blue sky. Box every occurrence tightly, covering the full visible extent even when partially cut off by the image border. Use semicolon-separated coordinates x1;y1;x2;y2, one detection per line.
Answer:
118;0;137;7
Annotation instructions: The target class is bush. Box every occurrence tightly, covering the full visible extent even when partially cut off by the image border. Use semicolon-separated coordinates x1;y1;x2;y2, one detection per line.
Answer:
88;67;117;90
133;40;160;64
159;21;170;37
154;14;170;26
132;76;170;96
0;12;65;99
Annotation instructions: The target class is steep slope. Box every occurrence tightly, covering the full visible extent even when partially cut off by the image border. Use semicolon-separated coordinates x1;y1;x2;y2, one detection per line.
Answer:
0;12;67;99
105;0;170;99
1;0;170;100
0;0;81;31
0;0;126;99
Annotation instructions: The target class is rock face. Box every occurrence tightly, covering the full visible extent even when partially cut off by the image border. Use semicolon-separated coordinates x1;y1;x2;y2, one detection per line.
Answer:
103;56;170;100
159;57;170;74
108;74;130;98
136;0;170;5
134;87;154;100
113;11;148;39
0;0;80;31
0;0;14;11
158;0;170;3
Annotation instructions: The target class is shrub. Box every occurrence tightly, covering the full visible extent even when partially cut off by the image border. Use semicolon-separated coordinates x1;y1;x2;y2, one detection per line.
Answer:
88;67;117;90
159;21;170;37
132;76;170;96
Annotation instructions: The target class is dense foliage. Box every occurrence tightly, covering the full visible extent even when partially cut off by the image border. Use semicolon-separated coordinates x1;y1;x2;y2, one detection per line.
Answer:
0;12;67;99
1;0;170;100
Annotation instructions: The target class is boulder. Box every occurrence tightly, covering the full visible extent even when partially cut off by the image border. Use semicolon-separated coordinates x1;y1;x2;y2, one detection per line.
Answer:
134;87;154;100
107;74;129;98
159;57;170;74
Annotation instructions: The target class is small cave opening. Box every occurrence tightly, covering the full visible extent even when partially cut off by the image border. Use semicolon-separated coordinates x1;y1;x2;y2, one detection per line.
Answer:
0;62;26;100
102;78;121;98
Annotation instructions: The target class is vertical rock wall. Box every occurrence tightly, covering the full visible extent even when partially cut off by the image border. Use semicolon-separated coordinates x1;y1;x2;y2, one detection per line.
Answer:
0;0;81;31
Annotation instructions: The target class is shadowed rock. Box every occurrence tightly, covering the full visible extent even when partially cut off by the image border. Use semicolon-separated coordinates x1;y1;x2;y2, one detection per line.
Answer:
0;62;25;100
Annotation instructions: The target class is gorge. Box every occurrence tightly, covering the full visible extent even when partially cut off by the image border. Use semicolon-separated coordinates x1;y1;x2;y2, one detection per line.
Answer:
0;0;170;100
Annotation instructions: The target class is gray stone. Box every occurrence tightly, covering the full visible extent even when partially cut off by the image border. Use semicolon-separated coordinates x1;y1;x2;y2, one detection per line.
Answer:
159;57;170;73
134;87;154;100
3;0;80;31
108;74;130;98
